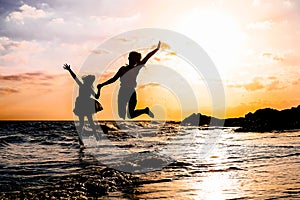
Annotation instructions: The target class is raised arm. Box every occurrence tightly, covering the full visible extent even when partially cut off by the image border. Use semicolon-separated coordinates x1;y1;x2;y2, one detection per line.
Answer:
140;41;161;65
63;64;82;86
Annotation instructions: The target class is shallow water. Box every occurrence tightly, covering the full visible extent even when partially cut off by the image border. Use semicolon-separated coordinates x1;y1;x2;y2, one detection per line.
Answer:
0;121;299;199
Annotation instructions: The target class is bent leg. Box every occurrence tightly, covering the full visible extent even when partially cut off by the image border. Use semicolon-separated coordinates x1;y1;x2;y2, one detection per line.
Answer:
128;91;151;118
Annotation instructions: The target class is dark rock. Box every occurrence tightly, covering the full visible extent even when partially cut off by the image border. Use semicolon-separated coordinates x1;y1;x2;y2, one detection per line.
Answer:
236;105;300;132
182;113;224;126
182;105;300;132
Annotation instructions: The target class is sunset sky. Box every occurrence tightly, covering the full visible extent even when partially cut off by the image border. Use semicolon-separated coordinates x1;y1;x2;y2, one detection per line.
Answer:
0;0;300;120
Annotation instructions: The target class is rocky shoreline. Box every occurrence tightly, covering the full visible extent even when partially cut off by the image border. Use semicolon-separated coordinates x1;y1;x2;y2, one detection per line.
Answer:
182;105;300;132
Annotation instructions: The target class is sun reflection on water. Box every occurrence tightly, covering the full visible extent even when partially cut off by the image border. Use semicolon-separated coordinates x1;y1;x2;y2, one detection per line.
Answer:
193;172;240;200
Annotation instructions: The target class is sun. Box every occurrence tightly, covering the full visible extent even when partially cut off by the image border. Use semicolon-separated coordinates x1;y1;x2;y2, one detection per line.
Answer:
175;9;246;76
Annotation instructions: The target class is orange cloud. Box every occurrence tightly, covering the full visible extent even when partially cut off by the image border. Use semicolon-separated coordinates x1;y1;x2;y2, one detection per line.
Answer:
262;52;284;62
266;80;286;91
293;78;300;85
166;51;177;56
228;77;264;91
228;77;286;92
0;72;55;82
0;87;19;95
137;83;160;90
244;79;264;91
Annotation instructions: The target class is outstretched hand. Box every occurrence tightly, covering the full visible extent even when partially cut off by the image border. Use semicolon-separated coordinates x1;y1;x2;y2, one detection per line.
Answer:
63;63;71;70
156;41;161;50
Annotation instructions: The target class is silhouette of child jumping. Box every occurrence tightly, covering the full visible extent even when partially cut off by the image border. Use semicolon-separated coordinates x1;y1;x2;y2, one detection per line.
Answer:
98;41;160;119
63;64;102;146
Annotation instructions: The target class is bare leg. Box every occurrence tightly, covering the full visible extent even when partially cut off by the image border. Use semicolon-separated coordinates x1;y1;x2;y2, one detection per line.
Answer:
128;91;154;118
118;97;127;120
118;87;130;119
78;115;84;146
87;115;100;141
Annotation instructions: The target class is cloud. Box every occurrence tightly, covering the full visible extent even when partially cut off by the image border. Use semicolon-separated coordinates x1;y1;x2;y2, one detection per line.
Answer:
0;72;66;97
292;78;300;85
137;83;160;90
260;50;300;66
0;37;44;67
228;77;287;92
90;49;109;55
166;51;177;56
261;52;284;62
228;77;264;91
0;36;20;53
113;37;131;42
266;80;286;91
5;4;48;25
0;87;19;95
49;17;64;25
0;72;55;82
268;76;277;80
243;78;264;91
0;36;43;53
0;2;141;42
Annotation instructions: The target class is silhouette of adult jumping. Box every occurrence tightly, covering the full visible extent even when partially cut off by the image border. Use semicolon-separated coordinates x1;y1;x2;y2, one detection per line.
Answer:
63;64;102;146
98;41;160;119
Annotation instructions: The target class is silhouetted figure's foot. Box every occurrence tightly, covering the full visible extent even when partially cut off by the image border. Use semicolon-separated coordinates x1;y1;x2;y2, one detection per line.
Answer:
94;132;101;141
146;107;154;118
79;137;84;146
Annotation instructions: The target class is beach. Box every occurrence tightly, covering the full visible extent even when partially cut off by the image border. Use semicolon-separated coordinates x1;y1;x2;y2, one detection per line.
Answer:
0;121;299;199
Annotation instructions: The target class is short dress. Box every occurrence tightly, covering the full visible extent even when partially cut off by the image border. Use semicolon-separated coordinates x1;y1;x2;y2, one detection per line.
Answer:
73;85;103;116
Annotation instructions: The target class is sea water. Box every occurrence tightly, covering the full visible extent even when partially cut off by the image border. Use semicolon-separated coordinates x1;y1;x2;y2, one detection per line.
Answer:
0;121;299;199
